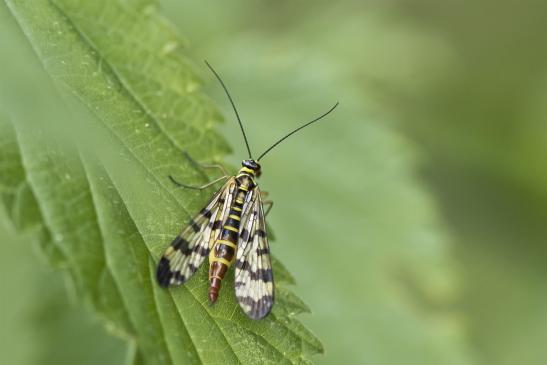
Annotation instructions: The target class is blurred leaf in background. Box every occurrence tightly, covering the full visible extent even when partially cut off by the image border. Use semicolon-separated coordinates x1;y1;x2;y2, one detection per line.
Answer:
386;2;547;364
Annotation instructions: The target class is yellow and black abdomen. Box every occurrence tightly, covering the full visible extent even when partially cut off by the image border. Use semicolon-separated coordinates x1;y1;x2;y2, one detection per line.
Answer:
208;174;254;303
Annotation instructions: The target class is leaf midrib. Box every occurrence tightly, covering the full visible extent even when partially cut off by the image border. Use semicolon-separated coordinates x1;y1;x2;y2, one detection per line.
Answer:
49;0;200;160
46;0;201;218
5;0;195;221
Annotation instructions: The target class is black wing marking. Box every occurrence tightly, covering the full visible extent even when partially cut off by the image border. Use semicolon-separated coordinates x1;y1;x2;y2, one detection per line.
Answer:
157;178;236;287
235;188;274;319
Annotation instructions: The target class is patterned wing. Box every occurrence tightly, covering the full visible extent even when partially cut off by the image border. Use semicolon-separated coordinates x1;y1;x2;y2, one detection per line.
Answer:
235;187;274;319
157;178;236;287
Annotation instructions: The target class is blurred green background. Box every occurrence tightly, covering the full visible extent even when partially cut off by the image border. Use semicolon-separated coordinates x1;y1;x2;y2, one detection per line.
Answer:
2;0;547;364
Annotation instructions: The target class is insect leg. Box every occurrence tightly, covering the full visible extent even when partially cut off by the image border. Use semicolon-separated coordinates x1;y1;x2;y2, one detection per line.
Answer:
170;151;229;189
262;200;274;217
259;191;273;216
169;175;228;190
183;151;228;176
199;163;229;177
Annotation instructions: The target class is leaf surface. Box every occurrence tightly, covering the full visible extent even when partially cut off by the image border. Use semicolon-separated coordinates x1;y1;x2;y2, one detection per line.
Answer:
1;1;322;364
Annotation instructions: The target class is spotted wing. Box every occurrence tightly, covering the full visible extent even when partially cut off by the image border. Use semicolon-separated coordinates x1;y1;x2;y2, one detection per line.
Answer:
235;188;274;319
157;178;236;287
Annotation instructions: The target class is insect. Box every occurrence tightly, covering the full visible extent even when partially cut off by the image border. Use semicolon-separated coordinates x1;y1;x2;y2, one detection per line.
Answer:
156;60;338;320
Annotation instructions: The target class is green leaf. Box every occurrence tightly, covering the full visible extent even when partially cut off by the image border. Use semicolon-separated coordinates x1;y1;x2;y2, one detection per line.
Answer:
1;1;321;364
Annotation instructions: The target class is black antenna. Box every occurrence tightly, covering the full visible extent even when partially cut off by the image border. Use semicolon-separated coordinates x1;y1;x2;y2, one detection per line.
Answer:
205;60;252;159
257;102;339;161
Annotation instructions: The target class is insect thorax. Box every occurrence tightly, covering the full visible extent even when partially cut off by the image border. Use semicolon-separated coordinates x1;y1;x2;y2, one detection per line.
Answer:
236;168;257;190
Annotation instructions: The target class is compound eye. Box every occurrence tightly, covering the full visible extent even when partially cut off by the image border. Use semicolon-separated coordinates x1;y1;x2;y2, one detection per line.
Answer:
244;160;258;168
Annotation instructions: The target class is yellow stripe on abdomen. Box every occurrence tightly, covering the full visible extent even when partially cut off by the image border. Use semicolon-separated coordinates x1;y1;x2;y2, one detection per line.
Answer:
223;225;239;232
